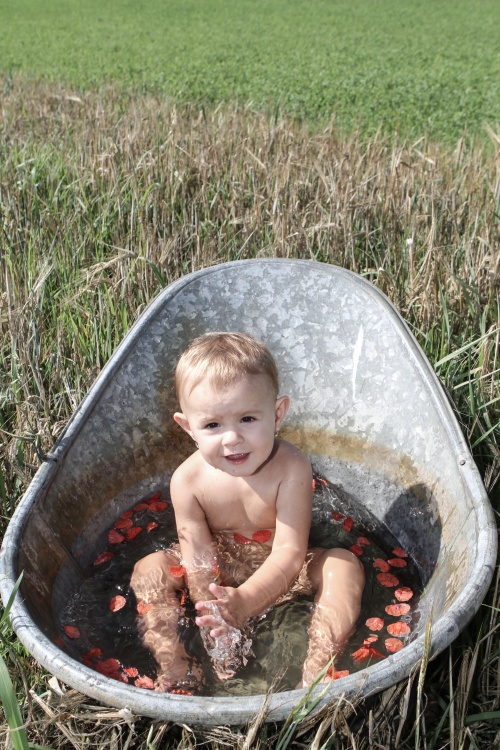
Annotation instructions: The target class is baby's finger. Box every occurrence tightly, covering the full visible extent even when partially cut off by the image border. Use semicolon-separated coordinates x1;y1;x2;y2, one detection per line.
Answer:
208;582;228;600
195;614;219;628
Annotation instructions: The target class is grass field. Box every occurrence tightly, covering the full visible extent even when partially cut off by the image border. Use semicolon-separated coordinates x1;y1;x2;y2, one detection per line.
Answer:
0;1;499;747
1;0;500;142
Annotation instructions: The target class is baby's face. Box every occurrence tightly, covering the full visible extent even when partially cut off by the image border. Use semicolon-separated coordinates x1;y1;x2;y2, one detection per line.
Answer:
177;374;288;477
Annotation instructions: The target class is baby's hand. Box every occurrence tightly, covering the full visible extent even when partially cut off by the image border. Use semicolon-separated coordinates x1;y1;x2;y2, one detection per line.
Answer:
195;584;253;680
195;583;246;636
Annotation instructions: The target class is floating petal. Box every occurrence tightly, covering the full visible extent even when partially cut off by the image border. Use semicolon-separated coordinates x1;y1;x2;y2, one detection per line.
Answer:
169;565;185;578
63;625;80;639
108;529;124;544
392;548;409;558
395;587;414;602
351;646;370;662
377;573;400;587
365;617;384;631
133;503;149;512
135;675;155;689
387;621;410;636
349;544;364;557
123;667;139;678
252;529;272;544
373;558;390;572
385;603;411;616
125;527;142;541
93;551;113;566
385;637;404;653
233;532;252;544
115;518;133;530
109;595;127;612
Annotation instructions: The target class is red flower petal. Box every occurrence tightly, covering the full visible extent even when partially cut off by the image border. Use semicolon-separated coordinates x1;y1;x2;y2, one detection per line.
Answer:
365;617;384;631
312;479;317;491
387;621;411;636
146;521;158;532
373;558;390;572
388;557;407;568
351;647;371;662
137;600;153;615
169;688;194;695
333;669;350;679
318;478;328;487
133;503;149;512
135;675;155;689
94;657;121;676
332;511;344;521
120;510;134;519
367;647;385;658
148;501;168;512
385;603;411;616
233;532;252;544
349;544;364;557
115;518;133;530
168;565;185;578
357;536;370;547
125;526;142;541
63;625;80;639
108;529;125;544
377;573;400;588
252;529;272;544
109;595;127;612
123;667;139;678
93;551;113;566
392;547;409;558
145;492;162;504
363;635;379;645
395;587;414;602
385;637;404;653
343;517;354;532
83;647;102;661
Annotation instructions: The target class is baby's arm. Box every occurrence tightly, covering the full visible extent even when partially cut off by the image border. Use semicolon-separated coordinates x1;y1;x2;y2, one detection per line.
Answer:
196;448;312;633
170;464;249;677
169;464;219;599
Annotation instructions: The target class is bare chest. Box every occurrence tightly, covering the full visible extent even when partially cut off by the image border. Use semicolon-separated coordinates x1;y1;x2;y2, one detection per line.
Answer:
198;475;278;533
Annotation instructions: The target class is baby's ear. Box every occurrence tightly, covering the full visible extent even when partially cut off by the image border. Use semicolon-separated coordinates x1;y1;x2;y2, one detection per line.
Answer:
173;412;193;437
275;395;290;430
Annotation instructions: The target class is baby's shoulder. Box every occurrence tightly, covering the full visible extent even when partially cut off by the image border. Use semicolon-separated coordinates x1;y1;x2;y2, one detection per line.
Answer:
170;452;207;493
276;439;312;477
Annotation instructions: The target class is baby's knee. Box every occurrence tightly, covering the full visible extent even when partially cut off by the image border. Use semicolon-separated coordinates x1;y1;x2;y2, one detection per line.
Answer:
327;547;365;585
132;550;174;580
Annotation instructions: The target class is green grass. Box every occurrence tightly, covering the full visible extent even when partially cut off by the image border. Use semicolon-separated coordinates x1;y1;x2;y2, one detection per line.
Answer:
1;0;499;142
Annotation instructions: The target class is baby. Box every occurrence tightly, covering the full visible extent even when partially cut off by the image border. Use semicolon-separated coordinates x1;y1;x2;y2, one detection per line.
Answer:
130;332;365;692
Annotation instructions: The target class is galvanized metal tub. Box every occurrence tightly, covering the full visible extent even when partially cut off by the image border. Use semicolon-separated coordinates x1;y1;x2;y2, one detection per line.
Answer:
0;259;496;726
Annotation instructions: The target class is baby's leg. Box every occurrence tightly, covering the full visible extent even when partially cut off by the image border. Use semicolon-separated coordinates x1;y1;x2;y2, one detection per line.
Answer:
130;551;202;692
301;548;365;687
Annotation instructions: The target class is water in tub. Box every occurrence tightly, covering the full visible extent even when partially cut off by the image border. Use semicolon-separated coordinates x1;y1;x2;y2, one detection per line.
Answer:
57;471;423;696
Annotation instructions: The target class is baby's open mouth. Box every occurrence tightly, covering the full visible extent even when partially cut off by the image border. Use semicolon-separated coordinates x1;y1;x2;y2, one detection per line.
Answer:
225;453;249;464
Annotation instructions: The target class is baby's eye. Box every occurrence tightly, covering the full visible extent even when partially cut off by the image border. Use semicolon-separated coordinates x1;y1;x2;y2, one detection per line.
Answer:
204;422;219;429
241;416;256;423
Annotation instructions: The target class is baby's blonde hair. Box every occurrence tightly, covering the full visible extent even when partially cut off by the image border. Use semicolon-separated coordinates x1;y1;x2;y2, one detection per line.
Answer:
175;332;279;406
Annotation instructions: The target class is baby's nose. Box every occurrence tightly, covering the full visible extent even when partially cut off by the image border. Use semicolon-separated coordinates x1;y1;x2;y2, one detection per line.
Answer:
222;428;242;446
